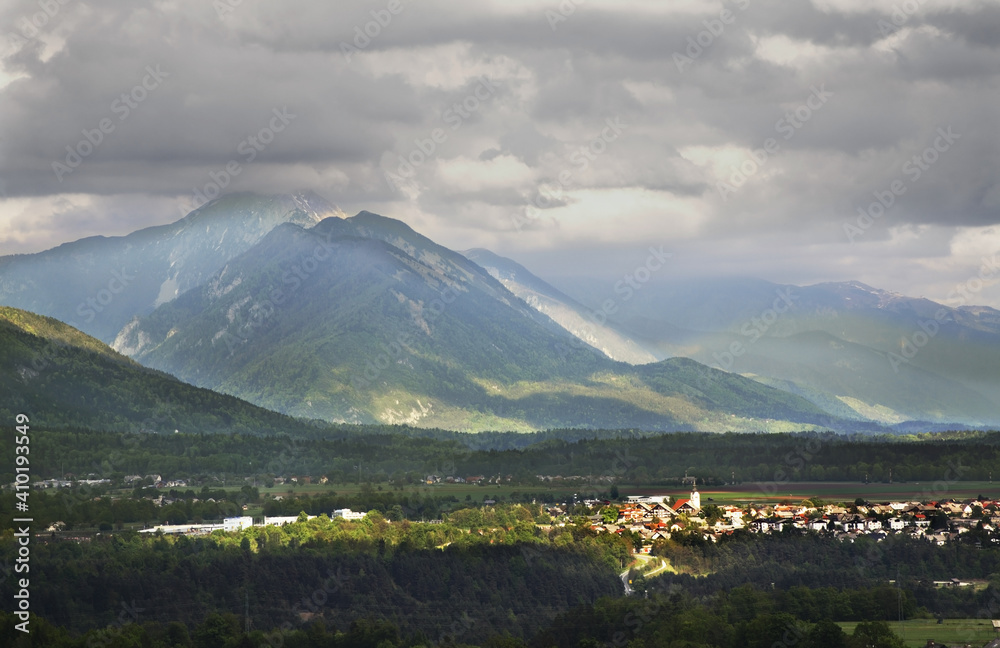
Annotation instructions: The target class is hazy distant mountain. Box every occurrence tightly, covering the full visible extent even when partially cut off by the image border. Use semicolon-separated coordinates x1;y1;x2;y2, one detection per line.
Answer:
549;276;1000;426
111;211;832;432
462;248;659;364
0;191;343;343
0;306;324;435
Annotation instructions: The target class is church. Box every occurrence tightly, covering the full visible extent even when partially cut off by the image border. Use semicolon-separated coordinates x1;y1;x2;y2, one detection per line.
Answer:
671;485;701;514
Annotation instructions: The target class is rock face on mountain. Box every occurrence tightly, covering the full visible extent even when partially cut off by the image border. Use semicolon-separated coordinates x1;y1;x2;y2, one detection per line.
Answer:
462;248;659;365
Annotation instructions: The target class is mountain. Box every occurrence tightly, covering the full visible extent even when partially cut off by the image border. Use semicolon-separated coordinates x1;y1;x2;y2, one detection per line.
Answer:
0;191;343;343
110;211;833;432
546;275;1000;426
461;248;660;364
0;306;330;436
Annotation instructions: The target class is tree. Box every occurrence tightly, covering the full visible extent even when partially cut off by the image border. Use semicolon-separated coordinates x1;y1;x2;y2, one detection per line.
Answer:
701;504;724;525
193;612;242;648
601;507;620;524
804;619;847;648
848;621;905;648
387;504;405;521
737;612;803;648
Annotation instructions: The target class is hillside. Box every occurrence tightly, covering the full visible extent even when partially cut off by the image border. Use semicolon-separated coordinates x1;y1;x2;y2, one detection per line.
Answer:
0;306;327;436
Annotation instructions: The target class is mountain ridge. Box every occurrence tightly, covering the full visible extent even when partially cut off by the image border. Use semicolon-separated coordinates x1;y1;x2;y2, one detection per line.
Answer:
0;191;344;343
109;209;835;432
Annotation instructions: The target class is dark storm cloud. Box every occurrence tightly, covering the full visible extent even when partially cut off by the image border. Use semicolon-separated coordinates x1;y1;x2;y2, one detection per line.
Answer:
0;0;998;306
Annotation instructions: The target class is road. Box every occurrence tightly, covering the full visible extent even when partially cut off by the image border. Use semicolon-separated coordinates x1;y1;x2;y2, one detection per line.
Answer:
620;554;670;594
620;568;633;595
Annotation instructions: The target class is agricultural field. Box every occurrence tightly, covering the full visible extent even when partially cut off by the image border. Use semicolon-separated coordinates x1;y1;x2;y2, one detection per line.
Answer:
837;619;998;647
627;481;1000;506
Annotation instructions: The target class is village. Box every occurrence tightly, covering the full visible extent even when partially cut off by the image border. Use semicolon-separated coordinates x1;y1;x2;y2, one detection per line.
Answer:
585;485;1000;551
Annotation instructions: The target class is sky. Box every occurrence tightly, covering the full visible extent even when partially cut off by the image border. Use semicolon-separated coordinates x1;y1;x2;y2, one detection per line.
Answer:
1;0;999;306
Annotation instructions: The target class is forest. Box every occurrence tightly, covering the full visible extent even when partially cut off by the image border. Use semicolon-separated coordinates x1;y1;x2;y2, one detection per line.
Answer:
4;507;999;647
2;427;1000;487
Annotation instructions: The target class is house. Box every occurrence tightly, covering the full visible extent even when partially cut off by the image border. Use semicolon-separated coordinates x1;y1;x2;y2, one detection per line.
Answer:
652;502;676;518
223;516;253;532
333;508;366;520
807;519;828;532
752;518;784;533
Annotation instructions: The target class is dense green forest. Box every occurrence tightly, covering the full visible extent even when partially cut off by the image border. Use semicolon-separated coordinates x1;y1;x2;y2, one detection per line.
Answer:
1;507;628;639
3;427;1000;486
645;531;1000;618
4;510;999;647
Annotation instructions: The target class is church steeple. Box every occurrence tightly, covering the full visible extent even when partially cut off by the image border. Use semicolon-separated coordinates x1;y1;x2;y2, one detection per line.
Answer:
690;480;700;511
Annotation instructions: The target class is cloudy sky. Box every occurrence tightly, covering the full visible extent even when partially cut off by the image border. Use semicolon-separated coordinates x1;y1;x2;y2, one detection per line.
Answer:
1;0;998;306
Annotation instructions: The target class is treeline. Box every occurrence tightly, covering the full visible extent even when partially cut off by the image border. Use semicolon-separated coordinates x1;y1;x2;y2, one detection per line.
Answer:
4;427;1000;486
0;507;629;639
532;595;915;648
646;531;1000;619
1;587;935;648
0;480;575;530
4;512;1000;647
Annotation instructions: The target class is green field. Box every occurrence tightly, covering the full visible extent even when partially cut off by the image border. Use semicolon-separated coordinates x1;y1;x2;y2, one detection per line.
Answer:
837;619;998;647
628;481;1000;506
252;479;1000;509
257;481;596;504
143;478;1000;512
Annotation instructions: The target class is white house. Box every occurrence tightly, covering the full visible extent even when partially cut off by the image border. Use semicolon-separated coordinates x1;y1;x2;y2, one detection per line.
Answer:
333;508;366;520
223;516;254;532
